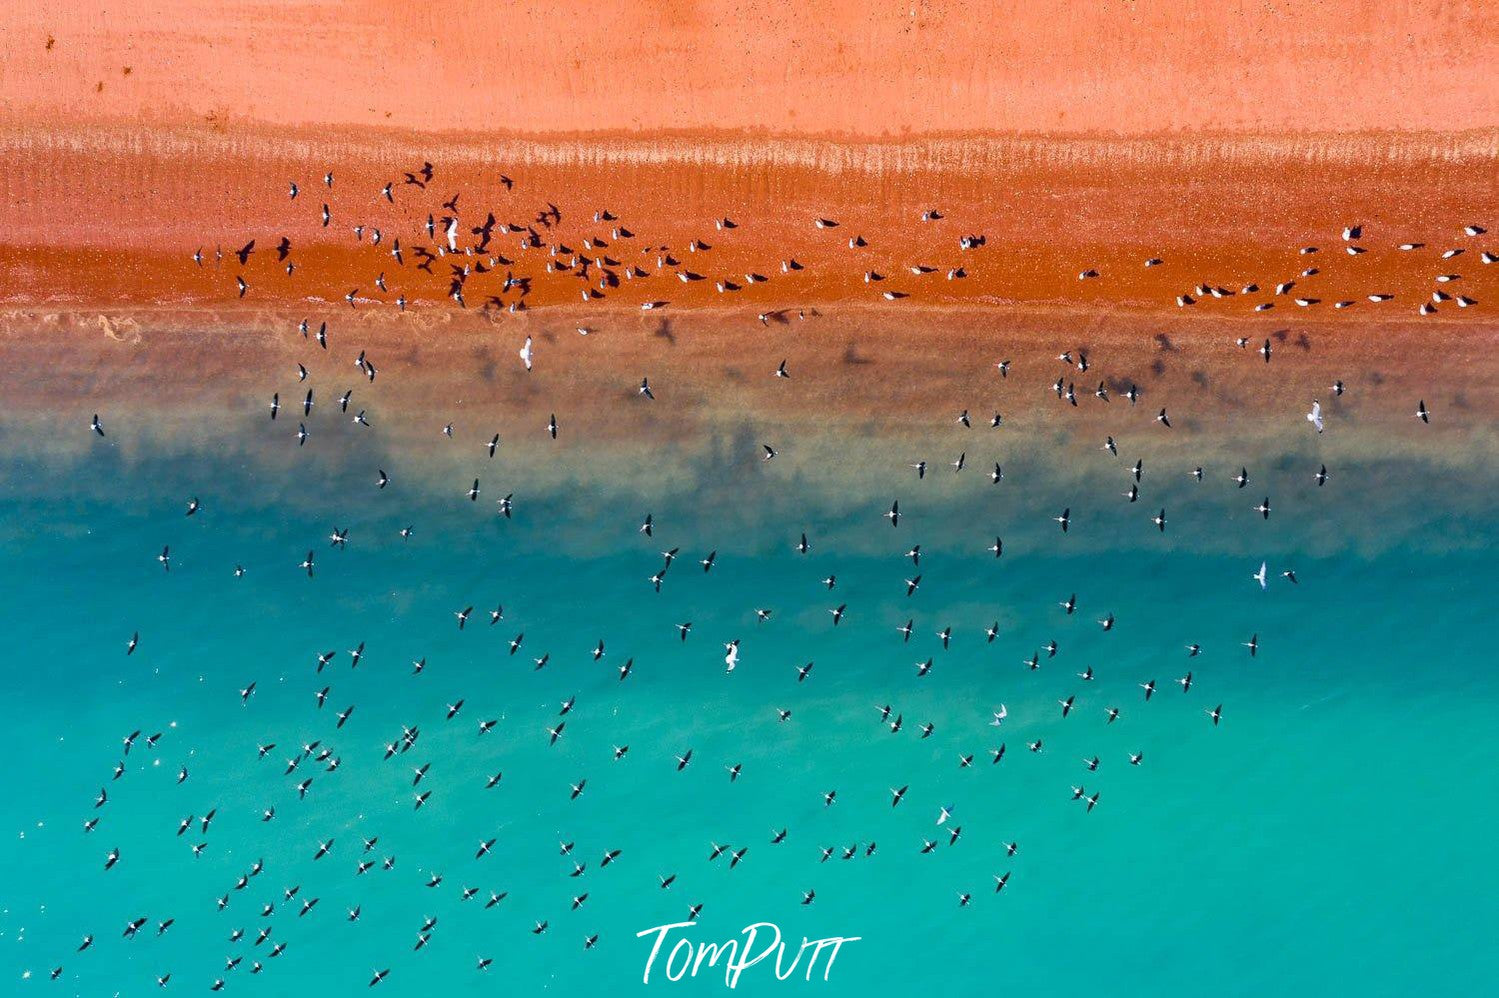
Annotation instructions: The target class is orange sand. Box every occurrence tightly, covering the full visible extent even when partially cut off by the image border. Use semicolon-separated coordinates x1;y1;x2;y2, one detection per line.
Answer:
0;4;1494;561
3;3;1494;316
4;2;1495;137
1;128;1494;318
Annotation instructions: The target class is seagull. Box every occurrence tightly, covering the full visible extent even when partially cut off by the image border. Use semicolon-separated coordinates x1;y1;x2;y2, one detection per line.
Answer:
1253;562;1268;590
1307;400;1324;433
518;337;533;371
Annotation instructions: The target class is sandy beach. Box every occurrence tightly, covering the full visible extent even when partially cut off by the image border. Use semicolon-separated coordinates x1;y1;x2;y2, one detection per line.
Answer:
0;3;1493;536
2;0;1495;314
5;2;1494;135
1;13;1493;553
2;126;1494;313
3;303;1494;560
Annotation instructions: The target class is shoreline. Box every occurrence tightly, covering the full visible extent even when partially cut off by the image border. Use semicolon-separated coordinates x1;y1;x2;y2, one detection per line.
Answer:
2;306;1493;502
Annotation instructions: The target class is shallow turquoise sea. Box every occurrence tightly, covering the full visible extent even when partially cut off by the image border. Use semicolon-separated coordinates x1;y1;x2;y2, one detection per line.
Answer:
1;391;1496;997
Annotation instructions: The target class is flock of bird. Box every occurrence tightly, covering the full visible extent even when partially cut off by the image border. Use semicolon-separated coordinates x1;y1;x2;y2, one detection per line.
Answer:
52;159;1490;991
193;162;1488;319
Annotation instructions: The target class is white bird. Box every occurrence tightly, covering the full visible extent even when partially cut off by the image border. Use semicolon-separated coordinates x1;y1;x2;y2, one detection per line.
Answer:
1253;562;1268;590
989;704;1008;726
724;641;740;673
518;337;533;371
1306;400;1324;433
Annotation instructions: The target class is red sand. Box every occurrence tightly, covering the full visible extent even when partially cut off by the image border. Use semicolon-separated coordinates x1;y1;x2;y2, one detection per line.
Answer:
1;128;1494;319
0;4;1493;463
2;4;1492;315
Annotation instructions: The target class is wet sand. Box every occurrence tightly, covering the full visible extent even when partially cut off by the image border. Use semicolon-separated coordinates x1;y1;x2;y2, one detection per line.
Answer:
2;302;1493;466
2;302;1495;563
1;119;1493;550
1;127;1495;316
0;47;1492;551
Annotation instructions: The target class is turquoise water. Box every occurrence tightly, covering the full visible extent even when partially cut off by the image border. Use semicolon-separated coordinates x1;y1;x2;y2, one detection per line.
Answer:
2;404;1496;997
